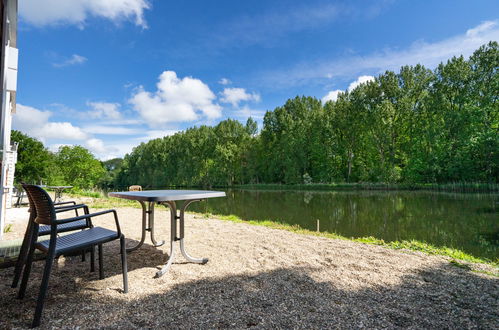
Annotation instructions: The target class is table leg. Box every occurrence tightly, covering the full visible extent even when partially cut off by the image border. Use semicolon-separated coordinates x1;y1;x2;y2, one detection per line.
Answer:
125;201;148;252
179;200;208;264
148;202;165;247
155;201;177;278
54;189;61;203
155;199;207;278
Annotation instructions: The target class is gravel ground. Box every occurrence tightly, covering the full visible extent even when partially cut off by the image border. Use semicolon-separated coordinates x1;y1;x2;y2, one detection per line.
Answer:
0;206;497;329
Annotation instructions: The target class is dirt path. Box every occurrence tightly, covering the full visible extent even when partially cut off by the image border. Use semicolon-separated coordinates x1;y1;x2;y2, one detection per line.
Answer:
0;207;497;329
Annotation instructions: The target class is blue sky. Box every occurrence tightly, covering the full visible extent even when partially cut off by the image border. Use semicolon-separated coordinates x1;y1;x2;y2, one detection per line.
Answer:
13;0;499;160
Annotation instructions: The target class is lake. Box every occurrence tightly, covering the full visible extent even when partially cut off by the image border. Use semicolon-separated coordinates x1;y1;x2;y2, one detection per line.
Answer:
188;189;498;261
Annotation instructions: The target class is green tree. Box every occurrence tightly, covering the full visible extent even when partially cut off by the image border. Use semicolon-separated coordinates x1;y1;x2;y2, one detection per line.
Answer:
11;130;52;184
103;158;123;172
99;158;123;189
245;117;258;136
467;41;499;181
54;145;106;189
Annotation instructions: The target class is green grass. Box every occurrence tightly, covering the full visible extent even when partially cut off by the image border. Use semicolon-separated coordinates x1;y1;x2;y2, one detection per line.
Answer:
195;211;498;273
67;193;138;209
3;224;12;233
73;192;498;275
235;182;499;193
70;189;103;198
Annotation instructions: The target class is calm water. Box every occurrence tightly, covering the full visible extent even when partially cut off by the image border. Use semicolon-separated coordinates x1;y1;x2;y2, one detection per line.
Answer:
189;189;498;260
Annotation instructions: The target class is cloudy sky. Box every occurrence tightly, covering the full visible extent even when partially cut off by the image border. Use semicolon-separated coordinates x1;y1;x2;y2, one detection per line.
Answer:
13;0;499;160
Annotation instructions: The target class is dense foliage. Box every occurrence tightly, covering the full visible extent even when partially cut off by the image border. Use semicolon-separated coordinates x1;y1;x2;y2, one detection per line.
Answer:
99;158;124;189
117;42;498;187
11;130;52;184
11;131;105;189
52;146;106;189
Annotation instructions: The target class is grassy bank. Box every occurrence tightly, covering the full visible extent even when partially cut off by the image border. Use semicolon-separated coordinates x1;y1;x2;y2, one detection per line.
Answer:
75;193;498;273
193;212;498;273
234;182;499;193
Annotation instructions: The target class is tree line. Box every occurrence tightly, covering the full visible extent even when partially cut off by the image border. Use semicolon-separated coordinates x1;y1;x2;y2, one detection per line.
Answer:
117;42;498;187
12;42;498;189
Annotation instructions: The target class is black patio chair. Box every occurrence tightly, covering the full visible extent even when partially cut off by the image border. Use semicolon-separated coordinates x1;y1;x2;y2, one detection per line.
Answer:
11;188;94;289
17;184;128;328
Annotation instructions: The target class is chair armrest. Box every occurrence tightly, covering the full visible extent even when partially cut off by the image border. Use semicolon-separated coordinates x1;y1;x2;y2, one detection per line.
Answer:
55;204;87;213
55;209;122;235
54;201;77;207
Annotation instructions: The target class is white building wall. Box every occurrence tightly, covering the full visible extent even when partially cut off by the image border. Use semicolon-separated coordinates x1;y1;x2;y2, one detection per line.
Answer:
4;145;17;208
0;0;18;238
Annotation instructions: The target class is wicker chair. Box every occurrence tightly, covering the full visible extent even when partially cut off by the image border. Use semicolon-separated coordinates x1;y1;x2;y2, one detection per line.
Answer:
17;184;128;328
11;189;93;289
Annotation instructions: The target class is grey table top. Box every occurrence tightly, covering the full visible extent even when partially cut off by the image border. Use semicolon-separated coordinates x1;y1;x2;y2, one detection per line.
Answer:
46;186;73;189
108;190;226;202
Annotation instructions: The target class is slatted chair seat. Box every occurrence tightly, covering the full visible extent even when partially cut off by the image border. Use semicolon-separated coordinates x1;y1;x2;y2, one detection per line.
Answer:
15;184;128;328
36;227;118;255
11;198;93;291
38;220;89;235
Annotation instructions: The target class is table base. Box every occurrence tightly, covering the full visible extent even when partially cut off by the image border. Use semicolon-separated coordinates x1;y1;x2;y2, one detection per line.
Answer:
155;200;207;278
126;201;165;252
126;199;207;278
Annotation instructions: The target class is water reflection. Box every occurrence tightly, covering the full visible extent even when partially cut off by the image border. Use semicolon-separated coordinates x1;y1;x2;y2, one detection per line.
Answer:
189;189;499;260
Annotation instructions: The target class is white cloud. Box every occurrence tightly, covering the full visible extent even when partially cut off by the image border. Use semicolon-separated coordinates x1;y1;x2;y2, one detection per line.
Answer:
87;102;122;119
263;20;499;88
12;104;148;160
129;71;222;127
13;104;87;141
219;78;232;85
49;139;115;160
82;125;140;135
41;122;88;140
52;54;87;68
19;0;150;28
48;143;72;153
220;88;261;107
90;130;179;160
232;105;266;120
322;75;375;103
14;104;51;126
466;21;496;37
138;130;179;141
99;143;132;160
85;138;107;154
322;90;342;103
101;118;144;126
347;75;375;91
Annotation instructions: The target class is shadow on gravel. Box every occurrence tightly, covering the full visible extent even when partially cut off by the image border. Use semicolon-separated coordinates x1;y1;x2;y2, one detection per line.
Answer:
1;254;497;329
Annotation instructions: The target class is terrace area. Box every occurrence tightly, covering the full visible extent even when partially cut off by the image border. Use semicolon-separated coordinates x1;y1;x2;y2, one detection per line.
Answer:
0;202;497;328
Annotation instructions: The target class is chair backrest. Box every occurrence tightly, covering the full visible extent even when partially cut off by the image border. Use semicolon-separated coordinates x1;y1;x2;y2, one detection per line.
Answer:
22;184;56;225
128;185;142;191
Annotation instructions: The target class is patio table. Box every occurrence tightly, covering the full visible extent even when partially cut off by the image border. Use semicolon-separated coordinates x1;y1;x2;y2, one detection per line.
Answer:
46;186;73;203
108;190;226;277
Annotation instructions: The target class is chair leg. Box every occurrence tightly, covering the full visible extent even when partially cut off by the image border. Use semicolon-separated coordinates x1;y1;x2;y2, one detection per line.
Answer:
18;236;37;299
90;246;95;272
120;235;128;293
12;221;34;288
98;244;104;280
32;253;55;328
